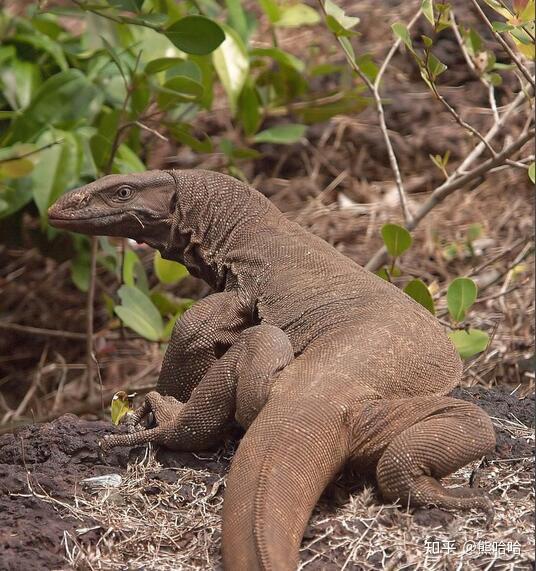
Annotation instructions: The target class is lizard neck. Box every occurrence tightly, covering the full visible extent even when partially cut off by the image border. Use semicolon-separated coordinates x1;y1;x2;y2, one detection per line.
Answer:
160;170;276;290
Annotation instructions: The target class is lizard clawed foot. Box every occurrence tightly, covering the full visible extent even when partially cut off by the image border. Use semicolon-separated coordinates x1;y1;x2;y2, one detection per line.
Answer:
99;391;186;452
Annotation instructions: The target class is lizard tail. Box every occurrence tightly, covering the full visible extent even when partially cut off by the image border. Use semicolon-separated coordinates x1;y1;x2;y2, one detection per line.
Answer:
222;398;349;571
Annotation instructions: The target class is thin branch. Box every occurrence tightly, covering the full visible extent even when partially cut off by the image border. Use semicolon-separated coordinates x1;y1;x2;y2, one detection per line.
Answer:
0;321;86;340
450;11;500;124
84;237;98;399
367;87;532;272
427;77;497;156
469;0;535;88
0;139;64;164
317;0;414;225
71;0;161;31
374;9;422;89
366;128;535;271
134;121;169;141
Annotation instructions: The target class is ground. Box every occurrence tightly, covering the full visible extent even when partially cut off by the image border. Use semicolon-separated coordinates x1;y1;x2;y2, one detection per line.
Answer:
0;387;533;570
0;0;534;569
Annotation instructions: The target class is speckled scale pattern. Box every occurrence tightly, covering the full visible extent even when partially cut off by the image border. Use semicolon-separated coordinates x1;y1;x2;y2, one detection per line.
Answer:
49;169;496;571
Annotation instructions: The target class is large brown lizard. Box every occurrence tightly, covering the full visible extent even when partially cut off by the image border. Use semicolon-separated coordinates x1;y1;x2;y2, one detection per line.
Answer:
48;169;495;570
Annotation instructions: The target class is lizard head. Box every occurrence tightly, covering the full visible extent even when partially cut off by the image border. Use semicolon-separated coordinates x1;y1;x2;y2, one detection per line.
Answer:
48;171;177;250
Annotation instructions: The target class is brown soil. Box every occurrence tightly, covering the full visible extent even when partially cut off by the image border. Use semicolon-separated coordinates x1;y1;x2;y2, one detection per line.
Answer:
0;388;533;570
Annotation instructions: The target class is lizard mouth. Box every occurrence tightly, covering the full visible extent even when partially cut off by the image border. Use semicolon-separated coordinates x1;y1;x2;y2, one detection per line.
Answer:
48;213;119;231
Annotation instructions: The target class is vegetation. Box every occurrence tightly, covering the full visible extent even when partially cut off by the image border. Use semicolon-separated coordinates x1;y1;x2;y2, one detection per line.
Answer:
0;0;534;399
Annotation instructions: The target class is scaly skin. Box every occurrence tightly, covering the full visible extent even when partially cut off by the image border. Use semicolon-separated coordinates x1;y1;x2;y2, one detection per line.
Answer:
48;169;496;570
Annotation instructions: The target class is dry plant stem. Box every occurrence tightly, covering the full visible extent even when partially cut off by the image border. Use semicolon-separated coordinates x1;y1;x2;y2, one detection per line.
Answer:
85;236;98;399
317;0;415;225
469;0;535;88
0;321;86;340
0;139;64;164
428;80;496;156
449;11;500;124
1;346;48;424
365;85;533;271
365;127;535;271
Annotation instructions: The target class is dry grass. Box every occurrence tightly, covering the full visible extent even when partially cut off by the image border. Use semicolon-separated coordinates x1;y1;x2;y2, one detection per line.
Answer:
20;411;533;571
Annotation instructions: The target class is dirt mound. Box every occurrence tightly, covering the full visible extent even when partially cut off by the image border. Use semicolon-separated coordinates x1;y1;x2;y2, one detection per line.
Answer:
0;388;532;570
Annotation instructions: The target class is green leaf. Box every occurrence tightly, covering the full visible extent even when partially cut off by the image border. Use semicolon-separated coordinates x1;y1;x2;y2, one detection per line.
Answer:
259;0;282;23
467;28;483;55
71;252;90;292
421;34;434;49
448;329;489;359
165;16;225;56
251;47;305;72
238;83;261;136
447;277;478;322
90;109;121;171
380;223;413;257
114;285;164;341
0;179;33;219
422;0;435;25
154;251;189;285
324;0;360;32
277;4;320;27
355;54;378;81
404;278;435;314
122;249;149;294
392;22;414;52
131;74;150;114
0;158;34;178
296;93;369;124
31;131;80;223
145;57;184;74
157;75;204;108
151;291;195;316
491;21;514;32
13;32;68;71
225;0;249;42
427;53;447;80
253;123;307;144
113;144;146;174
10;69;102;142
110;392;132;426
169;124;213;153
212;25;249;114
0;60;41;109
528;162;535;183
466;223;483;243
108;0;143;11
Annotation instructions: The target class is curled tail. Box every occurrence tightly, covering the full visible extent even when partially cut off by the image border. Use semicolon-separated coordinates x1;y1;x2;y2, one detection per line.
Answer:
222;398;350;570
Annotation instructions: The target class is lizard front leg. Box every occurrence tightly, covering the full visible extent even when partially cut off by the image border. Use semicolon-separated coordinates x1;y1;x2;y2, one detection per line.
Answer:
157;290;252;402
102;324;293;451
121;290;250;435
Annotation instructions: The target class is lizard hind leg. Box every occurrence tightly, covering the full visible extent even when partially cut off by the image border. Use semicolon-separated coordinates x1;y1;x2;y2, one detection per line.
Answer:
375;397;495;515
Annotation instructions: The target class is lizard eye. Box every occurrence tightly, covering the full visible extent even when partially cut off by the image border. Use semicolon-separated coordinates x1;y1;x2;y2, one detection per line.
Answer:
116;185;133;201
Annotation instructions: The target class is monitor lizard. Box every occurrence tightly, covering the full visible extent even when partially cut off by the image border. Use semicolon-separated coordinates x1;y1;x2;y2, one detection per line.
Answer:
48;169;495;571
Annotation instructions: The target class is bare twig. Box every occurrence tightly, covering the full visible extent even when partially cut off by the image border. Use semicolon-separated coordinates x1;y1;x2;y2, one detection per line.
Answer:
317;0;415;225
427;78;496;156
0;321;86;340
84;237;98;399
366;128;535;270
374;10;422;89
449;11;500;124
134;121;168;141
0;139;65;164
2;346;48;424
469;0;535;88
